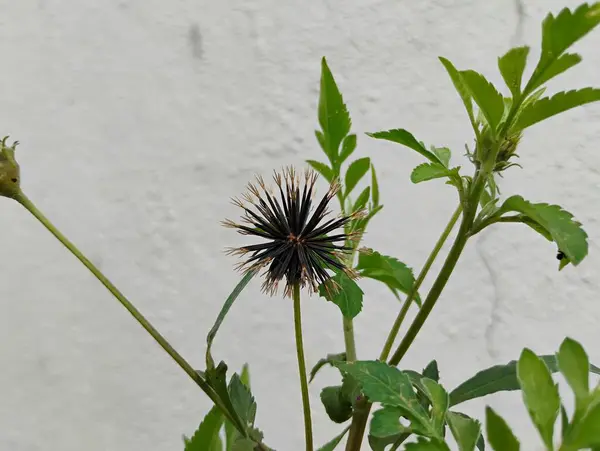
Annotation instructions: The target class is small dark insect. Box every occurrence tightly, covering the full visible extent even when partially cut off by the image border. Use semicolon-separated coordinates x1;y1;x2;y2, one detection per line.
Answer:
224;167;360;297
557;250;566;260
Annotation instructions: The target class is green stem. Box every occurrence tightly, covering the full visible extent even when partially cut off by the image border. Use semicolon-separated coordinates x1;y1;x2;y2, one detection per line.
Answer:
293;283;314;451
378;205;462;362
343;316;357;362
15;192;245;434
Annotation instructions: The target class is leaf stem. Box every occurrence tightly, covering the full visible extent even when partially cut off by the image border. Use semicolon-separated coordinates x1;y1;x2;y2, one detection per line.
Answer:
14;192;243;432
343;316;358;361
293;282;314;451
378;204;462;361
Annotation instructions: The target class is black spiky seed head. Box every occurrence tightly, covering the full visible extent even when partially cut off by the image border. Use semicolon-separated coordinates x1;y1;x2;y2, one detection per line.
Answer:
223;167;360;297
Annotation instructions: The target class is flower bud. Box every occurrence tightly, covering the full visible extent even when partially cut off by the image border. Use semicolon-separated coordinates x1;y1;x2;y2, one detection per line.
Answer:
0;137;21;199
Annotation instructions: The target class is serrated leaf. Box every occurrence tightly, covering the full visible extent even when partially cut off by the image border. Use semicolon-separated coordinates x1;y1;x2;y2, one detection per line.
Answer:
352;186;371;212
339;134;357;164
460;70;505;133
422;378;449;432
336;360;435;436
229;373;256;427
411;162;453;184
319;57;351;162
449;354;600;407
318;271;363;318
309;352;346;383
367;129;439;164
558;337;590;409
486;407;520;451
356;249;421;305
446;412;481;451
317;426;351;451
369;433;410;451
185;406;224;451
515;88;600;130
432;147;451;167
371;164;380;207
526;3;600;93
498;46;530;97
370;407;411;437
344;157;370;197
530;53;582;91
405;438;451;451
225;366;251;451
496;195;588;265
321;385;353;423
439;57;476;127
517;348;560;449
206;271;256;369
307;160;334;182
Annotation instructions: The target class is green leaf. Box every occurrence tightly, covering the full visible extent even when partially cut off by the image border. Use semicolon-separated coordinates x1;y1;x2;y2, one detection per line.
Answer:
371;164;380;207
352;186;371;212
307;160;334;182
336;360;435;436
367;129;439;164
422;378;449;432
319;57;351;162
317;426;351;451
411;162;454;184
228;373;256;428
515;88;600;130
321;386;353;424
206;271;256;369
431;147;451;168
370;406;411;437
528;53;582;91
405;438;451;451
225;365;251;450
316;130;327;153
318;271;363;318
309;352;346;383
485;407;520;451
449;354;600;406
568;396;600;448
185;406;224;451
231;438;255;451
558;337;590;408
438;57;476;127
460;70;505;133
344;157;370;197
339;134;357;164
561;404;569;440
446;411;481;451
356;249;420;305
423;360;440;383
526;3;600;93
369;433;410;451
498;46;530;97
495;195;588;265
517;348;560;449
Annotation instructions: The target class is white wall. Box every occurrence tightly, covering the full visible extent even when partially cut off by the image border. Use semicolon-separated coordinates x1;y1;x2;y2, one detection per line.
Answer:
1;1;599;449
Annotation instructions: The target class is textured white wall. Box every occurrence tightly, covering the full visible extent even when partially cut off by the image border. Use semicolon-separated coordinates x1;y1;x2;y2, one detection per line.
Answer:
1;1;599;450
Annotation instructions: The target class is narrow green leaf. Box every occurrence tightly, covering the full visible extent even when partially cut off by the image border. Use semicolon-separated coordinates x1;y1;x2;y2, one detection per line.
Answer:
422;378;449;432
185;406;224;451
315;130;327;154
449;355;600;406
411;162;453;184
526;3;600;93
317;426;351;451
496;195;588;265
515;88;600;130
560;404;569;440
371;164;380;207
485;407;520;451
321;386;353;423
370;406;411;437
339;134;357;164
423;360;440;383
446;411;482;451
336;360;434;435
344;157;370;197
569;397;600;448
498;46;530;97
352;186;370;212
367;129;439;164
319;57;351;161
438;57;476;127
517;348;560;449
460;70;505;133
558;337;590;406
318;271;363;318
356;249;420;305
307;160;334;182
206;271;256;369
529;53;582;91
309;352;346;383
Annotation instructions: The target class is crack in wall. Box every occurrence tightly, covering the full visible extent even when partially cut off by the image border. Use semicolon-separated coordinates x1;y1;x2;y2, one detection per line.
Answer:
512;0;526;46
475;232;502;358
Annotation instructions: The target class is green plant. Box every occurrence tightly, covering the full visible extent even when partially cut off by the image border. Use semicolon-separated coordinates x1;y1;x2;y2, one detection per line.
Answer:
2;3;600;451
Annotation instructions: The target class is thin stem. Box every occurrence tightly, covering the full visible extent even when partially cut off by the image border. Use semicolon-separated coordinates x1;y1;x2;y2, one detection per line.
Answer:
343;317;357;361
379;205;462;361
14;192;244;433
293;283;314;451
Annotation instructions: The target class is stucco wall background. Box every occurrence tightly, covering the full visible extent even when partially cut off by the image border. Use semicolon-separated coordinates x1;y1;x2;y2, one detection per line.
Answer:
1;1;599;449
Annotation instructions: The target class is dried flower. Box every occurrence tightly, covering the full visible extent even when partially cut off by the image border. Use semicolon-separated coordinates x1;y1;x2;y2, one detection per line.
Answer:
0;136;21;199
224;167;359;297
